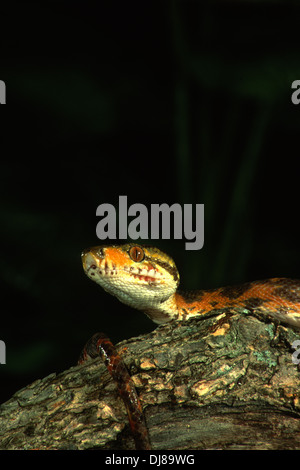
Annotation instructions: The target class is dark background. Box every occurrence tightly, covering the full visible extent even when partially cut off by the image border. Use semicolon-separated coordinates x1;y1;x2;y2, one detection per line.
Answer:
1;1;300;403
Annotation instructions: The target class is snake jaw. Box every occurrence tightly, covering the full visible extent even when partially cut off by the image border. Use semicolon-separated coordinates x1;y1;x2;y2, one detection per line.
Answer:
123;265;163;284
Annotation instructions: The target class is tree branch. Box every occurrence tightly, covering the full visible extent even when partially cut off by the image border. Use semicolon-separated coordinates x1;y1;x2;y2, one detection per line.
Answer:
1;309;300;450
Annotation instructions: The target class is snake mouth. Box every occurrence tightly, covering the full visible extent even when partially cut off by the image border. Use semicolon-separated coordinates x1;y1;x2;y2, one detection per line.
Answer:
128;272;157;283
82;249;162;286
87;265;158;284
83;256;158;283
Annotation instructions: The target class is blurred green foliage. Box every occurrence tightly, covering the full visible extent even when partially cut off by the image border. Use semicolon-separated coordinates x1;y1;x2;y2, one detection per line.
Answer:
0;1;300;402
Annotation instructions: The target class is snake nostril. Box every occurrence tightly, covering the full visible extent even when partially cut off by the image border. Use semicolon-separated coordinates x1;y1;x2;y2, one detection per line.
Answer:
81;248;91;257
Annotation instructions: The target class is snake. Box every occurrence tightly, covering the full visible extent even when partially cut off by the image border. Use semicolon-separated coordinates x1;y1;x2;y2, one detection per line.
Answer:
78;332;151;450
80;243;300;449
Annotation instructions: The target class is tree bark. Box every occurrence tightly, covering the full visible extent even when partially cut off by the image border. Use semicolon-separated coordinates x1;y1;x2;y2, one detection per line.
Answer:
1;308;300;450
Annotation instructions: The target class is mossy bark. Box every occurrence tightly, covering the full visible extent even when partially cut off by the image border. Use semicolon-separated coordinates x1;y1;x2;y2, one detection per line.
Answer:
1;309;300;450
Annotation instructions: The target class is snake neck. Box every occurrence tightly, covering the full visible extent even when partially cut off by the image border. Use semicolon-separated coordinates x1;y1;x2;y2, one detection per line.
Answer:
143;293;180;323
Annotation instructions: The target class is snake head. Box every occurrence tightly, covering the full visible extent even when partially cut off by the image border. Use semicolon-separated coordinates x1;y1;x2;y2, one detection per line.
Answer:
81;244;179;317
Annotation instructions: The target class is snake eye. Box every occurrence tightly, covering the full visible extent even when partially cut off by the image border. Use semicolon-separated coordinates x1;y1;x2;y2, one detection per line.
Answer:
129;246;145;262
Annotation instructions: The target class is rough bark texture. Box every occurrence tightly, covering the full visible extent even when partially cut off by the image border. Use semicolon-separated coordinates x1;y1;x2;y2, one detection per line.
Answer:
1;308;300;450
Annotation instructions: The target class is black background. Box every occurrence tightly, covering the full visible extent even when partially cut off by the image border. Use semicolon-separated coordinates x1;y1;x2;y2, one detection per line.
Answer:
1;1;300;403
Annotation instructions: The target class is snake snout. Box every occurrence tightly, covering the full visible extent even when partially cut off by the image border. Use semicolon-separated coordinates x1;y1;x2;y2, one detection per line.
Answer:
81;249;96;271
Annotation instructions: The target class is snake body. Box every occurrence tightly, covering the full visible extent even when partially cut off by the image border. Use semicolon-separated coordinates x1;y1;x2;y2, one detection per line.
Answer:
78;332;151;450
80;243;300;449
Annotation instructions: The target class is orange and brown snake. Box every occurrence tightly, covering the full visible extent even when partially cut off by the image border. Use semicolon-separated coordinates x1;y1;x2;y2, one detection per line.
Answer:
82;244;300;328
80;243;300;449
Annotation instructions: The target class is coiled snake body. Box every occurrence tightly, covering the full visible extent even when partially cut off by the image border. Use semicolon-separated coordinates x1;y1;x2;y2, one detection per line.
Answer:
79;243;300;449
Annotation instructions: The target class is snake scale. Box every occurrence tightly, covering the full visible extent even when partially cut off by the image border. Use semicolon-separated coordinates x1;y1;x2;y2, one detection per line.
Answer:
79;243;300;449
